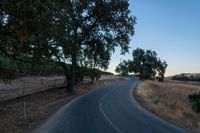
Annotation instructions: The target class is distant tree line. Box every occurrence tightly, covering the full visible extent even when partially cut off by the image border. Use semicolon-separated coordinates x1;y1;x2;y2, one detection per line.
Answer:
0;0;136;92
115;48;168;81
0;55;113;84
0;55;64;75
172;74;200;82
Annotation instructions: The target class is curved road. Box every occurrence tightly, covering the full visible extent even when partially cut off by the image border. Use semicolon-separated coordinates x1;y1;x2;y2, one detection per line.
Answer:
36;78;189;133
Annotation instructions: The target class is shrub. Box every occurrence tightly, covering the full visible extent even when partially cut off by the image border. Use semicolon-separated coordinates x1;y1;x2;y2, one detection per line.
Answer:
188;92;200;113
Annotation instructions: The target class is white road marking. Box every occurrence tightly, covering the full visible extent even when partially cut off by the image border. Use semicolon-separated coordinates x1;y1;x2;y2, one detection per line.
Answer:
98;87;123;133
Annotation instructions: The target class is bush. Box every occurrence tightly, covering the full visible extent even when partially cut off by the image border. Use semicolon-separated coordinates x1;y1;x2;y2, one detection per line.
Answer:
0;56;17;82
188;92;200;113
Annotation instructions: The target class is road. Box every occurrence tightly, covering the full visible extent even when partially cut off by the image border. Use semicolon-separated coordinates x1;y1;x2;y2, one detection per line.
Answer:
35;78;189;133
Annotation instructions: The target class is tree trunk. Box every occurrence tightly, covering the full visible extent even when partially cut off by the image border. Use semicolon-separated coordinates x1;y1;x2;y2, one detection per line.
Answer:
67;51;77;93
60;63;69;92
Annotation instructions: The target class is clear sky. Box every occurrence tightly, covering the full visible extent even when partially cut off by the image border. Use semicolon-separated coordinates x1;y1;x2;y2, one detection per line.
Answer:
107;0;200;76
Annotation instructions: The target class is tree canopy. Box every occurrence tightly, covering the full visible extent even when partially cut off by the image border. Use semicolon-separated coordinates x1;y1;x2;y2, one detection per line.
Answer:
0;0;136;91
115;48;167;81
129;48;167;81
115;60;130;77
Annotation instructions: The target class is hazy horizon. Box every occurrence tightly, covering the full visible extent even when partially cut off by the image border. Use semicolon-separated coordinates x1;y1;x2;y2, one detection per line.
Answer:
107;0;200;76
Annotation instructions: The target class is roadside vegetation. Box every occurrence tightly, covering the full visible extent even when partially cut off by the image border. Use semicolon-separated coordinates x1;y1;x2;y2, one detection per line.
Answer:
172;73;200;118
189;92;200;113
0;55;112;84
135;80;200;132
115;48;167;81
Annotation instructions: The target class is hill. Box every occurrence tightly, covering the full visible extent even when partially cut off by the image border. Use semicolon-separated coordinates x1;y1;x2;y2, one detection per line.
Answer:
171;73;200;81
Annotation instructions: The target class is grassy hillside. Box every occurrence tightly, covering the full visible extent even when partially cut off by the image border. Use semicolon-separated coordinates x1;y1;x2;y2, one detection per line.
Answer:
171;73;200;82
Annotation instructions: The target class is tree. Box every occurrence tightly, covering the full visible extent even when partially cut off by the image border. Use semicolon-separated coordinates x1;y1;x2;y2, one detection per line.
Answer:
128;48;145;79
129;48;167;81
0;0;54;63
156;59;167;81
0;0;136;92
115;60;129;77
88;68;101;83
61;0;136;92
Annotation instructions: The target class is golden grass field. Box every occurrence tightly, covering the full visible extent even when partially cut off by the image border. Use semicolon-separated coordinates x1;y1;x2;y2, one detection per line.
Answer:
135;80;200;133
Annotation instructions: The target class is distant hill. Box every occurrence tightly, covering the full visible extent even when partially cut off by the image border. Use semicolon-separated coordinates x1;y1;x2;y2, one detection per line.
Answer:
171;73;200;81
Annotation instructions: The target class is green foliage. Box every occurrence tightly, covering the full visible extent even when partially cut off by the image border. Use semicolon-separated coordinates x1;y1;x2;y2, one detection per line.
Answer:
0;0;135;91
188;92;200;113
115;60;129;77
74;67;102;84
129;48;167;81
0;0;54;64
115;48;168;81
0;55;65;82
88;69;101;83
0;55;17;82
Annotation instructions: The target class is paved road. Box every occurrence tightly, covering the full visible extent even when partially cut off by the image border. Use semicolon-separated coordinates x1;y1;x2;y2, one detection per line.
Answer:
36;78;189;133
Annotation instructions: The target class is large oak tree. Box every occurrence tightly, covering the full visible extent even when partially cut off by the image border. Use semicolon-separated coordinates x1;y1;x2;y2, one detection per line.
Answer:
129;48;167;81
0;0;136;92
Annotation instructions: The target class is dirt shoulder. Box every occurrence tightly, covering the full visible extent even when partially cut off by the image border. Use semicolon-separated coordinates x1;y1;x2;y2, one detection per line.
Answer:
134;80;200;133
0;77;123;133
0;76;65;102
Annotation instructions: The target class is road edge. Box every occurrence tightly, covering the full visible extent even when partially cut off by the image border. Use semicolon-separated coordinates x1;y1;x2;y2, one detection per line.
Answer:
130;80;189;133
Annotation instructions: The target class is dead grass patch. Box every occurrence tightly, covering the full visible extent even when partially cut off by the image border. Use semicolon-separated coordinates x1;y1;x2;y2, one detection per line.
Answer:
135;80;200;133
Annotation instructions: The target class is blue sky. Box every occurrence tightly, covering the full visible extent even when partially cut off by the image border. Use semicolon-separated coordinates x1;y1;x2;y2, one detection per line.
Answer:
108;0;200;76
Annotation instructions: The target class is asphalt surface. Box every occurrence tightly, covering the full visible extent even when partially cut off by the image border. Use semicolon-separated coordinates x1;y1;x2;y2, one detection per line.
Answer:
36;78;189;133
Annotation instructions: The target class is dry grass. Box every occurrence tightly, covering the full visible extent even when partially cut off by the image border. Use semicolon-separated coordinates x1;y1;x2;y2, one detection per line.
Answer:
0;76;65;102
0;77;123;133
135;80;200;133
